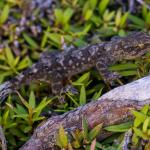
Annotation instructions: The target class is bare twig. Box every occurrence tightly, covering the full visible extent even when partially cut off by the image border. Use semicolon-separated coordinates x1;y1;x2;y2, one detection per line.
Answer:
0;125;7;150
136;0;150;10
121;129;133;150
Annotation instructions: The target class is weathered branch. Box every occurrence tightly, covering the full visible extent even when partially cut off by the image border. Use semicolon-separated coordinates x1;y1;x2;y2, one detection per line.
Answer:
136;0;150;10
20;75;150;150
0;125;7;150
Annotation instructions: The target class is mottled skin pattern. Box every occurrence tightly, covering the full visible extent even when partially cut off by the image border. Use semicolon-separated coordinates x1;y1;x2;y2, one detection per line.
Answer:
0;32;150;101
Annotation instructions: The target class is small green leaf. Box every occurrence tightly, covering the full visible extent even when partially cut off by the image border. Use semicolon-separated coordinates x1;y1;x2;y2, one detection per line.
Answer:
79;85;86;105
105;122;132;132
115;9;121;27
72;140;81;148
74;72;90;84
64;35;73;42
92;87;103;100
82;1;90;16
98;0;109;14
0;65;10;70
89;124;102;141
10;128;25;138
56;130;63;147
120;12;129;28
58;125;68;148
84;9;93;21
143;117;150;133
147;129;150;136
133;127;148;140
3;110;9;126
5;47;15;66
66;93;79;106
29;91;35;109
132;110;147;122
146;12;150;24
71;129;84;143
54;9;63;25
82;24;92;34
34;97;53;118
110;63;137;71
23;33;38;49
91;15;102;26
63;8;74;24
23;126;32;133
32;116;45;122
13;114;28;122
134;118;143;128
118;29;126;36
17;92;31;110
46;33;61;47
82;118;88;139
41;27;50;48
90;0;97;9
141;104;149;115
119;70;137;76
13;57;20;67
142;5;147;20
17;57;30;70
68;143;73;150
128;14;145;27
15;104;27;114
0;4;10;24
103;10;115;22
132;133;139;145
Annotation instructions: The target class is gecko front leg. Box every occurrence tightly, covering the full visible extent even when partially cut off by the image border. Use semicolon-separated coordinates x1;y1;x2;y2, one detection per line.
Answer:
96;61;121;84
51;79;78;101
51;79;63;96
51;79;66;103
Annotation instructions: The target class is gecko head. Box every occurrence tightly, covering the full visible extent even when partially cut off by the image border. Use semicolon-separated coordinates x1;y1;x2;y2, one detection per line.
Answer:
115;32;150;60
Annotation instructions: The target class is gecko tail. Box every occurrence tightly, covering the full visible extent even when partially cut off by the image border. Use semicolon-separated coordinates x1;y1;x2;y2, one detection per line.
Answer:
0;81;13;103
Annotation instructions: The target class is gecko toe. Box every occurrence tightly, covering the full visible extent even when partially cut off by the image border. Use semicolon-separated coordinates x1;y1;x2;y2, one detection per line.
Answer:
103;72;121;86
61;85;78;95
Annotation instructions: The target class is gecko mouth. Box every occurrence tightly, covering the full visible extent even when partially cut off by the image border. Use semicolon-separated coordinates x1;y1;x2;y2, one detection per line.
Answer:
125;49;150;60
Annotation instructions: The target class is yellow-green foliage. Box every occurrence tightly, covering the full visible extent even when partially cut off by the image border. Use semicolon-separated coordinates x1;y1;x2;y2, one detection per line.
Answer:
0;0;150;149
55;118;102;149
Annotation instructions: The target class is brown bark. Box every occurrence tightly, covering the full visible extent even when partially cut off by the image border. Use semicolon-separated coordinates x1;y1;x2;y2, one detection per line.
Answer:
20;75;150;150
0;125;7;150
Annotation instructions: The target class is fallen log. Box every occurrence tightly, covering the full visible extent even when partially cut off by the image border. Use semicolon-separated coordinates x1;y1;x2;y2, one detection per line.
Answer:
0;125;7;150
20;75;150;150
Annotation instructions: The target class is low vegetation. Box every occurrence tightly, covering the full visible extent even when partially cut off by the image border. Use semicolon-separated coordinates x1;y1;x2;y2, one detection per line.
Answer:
0;0;150;149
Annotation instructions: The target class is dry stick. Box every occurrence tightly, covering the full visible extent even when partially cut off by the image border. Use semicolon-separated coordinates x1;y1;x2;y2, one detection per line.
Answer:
0;125;7;150
121;129;133;150
136;0;150;10
19;75;150;150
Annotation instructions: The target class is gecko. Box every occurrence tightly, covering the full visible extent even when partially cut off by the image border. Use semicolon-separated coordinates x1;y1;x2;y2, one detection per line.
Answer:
0;32;150;102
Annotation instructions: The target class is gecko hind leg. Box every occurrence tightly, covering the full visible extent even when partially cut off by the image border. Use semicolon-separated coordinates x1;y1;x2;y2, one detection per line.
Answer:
96;61;121;85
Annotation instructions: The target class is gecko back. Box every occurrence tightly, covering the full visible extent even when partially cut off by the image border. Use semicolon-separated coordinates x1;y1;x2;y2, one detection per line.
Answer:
0;51;60;103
